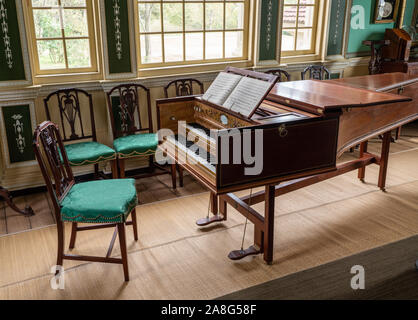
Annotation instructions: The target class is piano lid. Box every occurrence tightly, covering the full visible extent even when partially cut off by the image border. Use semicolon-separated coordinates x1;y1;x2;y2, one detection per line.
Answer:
329;72;418;92
267;80;412;115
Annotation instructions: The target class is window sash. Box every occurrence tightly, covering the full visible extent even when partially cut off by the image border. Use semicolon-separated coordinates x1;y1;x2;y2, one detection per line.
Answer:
281;0;318;56
27;0;98;75
136;0;249;68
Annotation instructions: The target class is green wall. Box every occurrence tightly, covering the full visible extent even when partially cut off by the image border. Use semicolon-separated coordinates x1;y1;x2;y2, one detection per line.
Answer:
402;0;416;27
347;0;395;54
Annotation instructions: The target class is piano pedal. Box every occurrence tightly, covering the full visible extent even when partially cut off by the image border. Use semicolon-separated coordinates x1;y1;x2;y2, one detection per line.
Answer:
228;245;261;260
196;214;225;226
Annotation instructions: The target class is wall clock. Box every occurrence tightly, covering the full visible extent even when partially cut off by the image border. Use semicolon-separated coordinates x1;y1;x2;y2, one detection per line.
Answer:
374;0;400;23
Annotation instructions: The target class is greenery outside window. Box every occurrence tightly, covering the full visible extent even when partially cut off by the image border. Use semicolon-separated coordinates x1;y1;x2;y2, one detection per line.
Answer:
26;0;98;75
281;0;319;56
136;0;250;68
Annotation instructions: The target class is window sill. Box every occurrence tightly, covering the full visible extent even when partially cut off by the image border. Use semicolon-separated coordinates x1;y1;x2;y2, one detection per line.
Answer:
137;60;254;78
32;71;103;86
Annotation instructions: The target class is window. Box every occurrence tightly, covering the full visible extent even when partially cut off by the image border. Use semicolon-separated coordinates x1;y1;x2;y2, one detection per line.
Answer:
27;0;97;74
281;0;318;56
136;0;249;68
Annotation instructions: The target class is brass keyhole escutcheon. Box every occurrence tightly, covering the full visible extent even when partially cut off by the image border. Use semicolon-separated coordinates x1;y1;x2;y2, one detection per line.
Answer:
398;86;404;94
278;124;288;138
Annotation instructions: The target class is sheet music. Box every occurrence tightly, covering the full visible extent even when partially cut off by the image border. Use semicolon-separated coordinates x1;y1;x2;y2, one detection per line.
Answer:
223;77;272;117
202;72;242;105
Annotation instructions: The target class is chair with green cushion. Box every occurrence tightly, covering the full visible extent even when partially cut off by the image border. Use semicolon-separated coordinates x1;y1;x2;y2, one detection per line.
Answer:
106;83;176;190
44;88;118;179
33;121;138;281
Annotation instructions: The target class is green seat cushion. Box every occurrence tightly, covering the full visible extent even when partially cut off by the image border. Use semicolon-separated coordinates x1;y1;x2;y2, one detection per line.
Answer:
113;133;158;159
60;179;138;223
64;141;116;166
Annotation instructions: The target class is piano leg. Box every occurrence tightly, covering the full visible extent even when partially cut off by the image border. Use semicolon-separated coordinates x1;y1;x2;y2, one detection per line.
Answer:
196;192;226;226
358;141;368;182
378;131;391;191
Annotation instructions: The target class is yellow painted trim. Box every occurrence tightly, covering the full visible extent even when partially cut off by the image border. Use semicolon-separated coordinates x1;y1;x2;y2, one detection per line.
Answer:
23;0;101;82
135;0;251;71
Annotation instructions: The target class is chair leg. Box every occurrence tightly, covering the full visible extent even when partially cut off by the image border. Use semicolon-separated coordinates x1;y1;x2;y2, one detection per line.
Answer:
56;221;65;269
117;223;129;281
69;222;78;249
94;163;99;177
111;159;118;179
395;126;401;140
178;164;184;187
131;209;138;241
171;163;177;189
118;159;125;178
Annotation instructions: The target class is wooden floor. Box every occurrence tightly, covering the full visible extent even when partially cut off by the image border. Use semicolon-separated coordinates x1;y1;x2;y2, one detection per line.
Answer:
0;169;206;236
0;123;417;299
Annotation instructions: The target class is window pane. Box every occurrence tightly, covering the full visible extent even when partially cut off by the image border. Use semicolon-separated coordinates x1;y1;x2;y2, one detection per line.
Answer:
185;3;203;31
284;0;298;4
300;0;315;4
140;34;162;63
66;39;91;68
283;6;297;28
61;0;86;6
298;6;315;27
281;30;295;51
138;3;161;33
33;9;62;38
37;40;65;69
164;33;183;62
225;31;243;58
296;29;312;50
205;3;223;30
31;0;58;7
185;33;203;60
205;32;223;59
226;3;244;30
163;3;183;32
63;9;88;37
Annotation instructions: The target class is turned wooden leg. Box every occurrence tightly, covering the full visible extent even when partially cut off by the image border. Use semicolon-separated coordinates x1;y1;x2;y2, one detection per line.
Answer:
118;159;125;179
117;223;129;281
358;141;368;182
395;126;401;140
111;160;118;179
210;192;218;215
56;221;65;269
177;165;184;187
171;163;177;189
0;187;34;216
263;185;275;264
131;209;138;241
69;222;78;249
378;131;391;191
219;196;227;220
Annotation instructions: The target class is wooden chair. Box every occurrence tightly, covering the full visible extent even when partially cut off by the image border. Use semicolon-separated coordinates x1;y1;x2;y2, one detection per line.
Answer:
265;69;291;82
301;65;331;80
164;78;204;98
0;186;34;216
33;121;138;281
163;78;205;187
106;84;176;188
44;88;117;179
